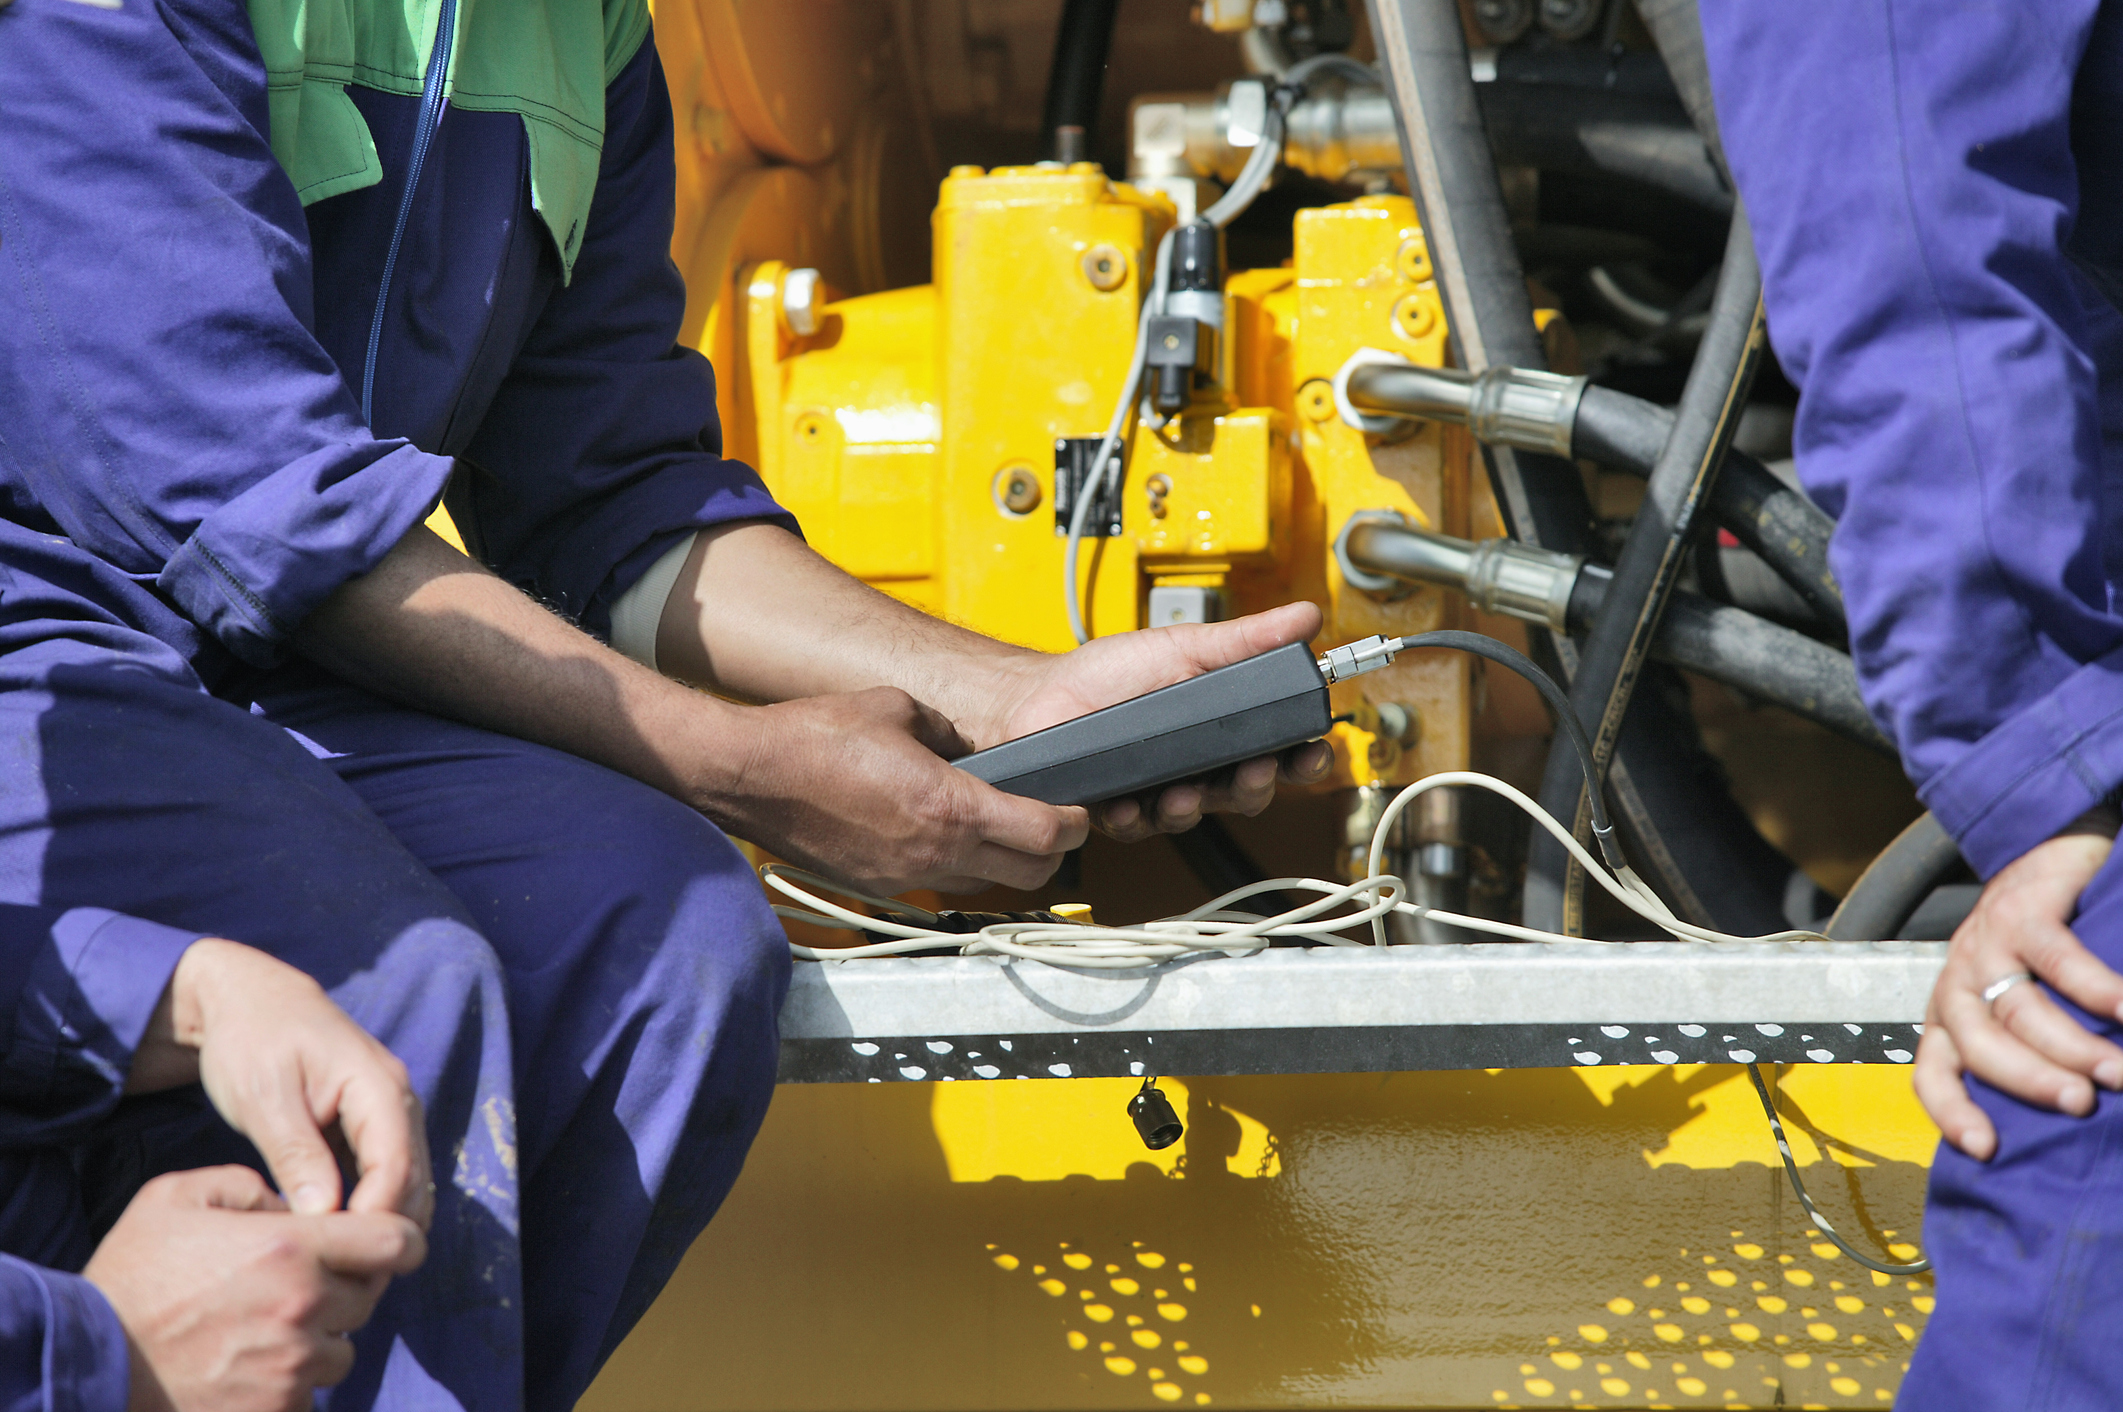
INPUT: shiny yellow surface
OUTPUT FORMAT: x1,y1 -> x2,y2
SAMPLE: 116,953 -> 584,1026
585,1065 -> 1935,1411
590,19 -> 1941,1412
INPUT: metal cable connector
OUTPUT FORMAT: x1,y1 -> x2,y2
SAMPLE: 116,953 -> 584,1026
1318,635 -> 1403,683
1337,512 -> 1584,632
1333,352 -> 1588,460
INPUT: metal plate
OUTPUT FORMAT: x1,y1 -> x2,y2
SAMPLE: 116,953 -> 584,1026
778,941 -> 1945,1082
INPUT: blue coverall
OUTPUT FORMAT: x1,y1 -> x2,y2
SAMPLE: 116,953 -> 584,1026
1705,2 -> 2123,1404
0,1 -> 793,1408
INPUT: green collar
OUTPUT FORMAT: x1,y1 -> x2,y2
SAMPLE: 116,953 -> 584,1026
245,0 -> 651,281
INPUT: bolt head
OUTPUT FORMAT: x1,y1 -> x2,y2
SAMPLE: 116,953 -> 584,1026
781,267 -> 823,336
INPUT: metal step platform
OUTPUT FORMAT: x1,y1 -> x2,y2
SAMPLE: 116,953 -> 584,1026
777,941 -> 1947,1083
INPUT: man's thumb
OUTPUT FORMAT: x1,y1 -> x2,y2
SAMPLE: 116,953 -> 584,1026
245,1081 -> 345,1215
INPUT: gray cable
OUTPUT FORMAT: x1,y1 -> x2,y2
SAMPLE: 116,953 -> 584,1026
1746,1063 -> 1931,1276
1064,92 -> 1291,643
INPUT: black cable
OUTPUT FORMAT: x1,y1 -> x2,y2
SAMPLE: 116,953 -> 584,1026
1746,1064 -> 1931,1276
1563,569 -> 1886,753
1391,630 -> 1624,869
1369,0 -> 1796,939
1038,0 -> 1122,164
1825,813 -> 1964,942
1573,386 -> 1845,629
1532,211 -> 1769,933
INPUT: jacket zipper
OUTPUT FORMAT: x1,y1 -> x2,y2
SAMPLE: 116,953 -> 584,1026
360,0 -> 459,426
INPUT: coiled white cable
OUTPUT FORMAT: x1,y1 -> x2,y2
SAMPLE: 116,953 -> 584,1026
766,768 -> 1828,969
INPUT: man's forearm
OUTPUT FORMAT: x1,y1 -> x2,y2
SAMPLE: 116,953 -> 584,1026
655,522 -> 1043,743
297,526 -> 757,806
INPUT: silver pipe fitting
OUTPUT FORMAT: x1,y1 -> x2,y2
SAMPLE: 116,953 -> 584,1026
1339,358 -> 1587,460
1129,80 -> 1402,190
1338,512 -> 1583,632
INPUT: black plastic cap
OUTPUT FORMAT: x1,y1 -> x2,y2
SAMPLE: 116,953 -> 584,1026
1128,1086 -> 1184,1150
1171,221 -> 1221,292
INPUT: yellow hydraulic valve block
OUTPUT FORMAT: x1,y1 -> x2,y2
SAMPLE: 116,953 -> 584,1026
738,173 -> 1482,789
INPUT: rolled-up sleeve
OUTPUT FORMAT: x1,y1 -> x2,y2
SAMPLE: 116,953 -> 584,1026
0,0 -> 452,668
1704,0 -> 2123,877
0,1257 -> 128,1412
0,906 -> 198,1150
451,40 -> 795,633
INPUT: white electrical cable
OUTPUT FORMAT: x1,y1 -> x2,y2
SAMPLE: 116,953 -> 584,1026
1062,90 -> 1294,645
766,767 -> 1829,970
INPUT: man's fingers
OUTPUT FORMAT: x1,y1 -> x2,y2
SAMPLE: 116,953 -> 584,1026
2019,920 -> 2123,1024
242,1068 -> 347,1216
1279,740 -> 1333,784
336,1059 -> 431,1229
153,1164 -> 284,1212
310,1211 -> 428,1278
1912,1024 -> 1996,1160
954,842 -> 1070,893
1991,983 -> 2123,1088
966,784 -> 1088,859
311,1269 -> 393,1338
307,1333 -> 359,1391
1938,986 -> 2098,1115
1164,602 -> 1323,673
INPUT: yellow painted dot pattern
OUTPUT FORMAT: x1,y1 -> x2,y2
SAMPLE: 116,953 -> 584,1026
986,1240 -> 1214,1405
1482,1228 -> 1931,1408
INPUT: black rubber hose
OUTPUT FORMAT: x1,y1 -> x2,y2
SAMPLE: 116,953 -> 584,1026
1368,0 -> 1796,937
1362,0 -> 1597,556
1565,568 -> 1888,753
1630,0 -> 1730,173
1038,0 -> 1122,163
1825,813 -> 1963,942
1531,211 -> 1772,933
1475,83 -> 1729,215
1573,385 -> 1844,628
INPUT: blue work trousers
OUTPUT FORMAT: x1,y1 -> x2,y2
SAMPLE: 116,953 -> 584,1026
0,593 -> 787,1411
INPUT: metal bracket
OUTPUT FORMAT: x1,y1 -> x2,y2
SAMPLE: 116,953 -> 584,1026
1053,437 -> 1125,538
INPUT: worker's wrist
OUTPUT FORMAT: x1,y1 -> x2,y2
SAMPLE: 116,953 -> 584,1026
931,648 -> 1051,752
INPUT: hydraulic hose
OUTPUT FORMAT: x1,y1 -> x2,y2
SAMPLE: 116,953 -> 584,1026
1366,0 -> 1795,936
1569,571 -> 1885,753
1531,210 -> 1772,933
1039,0 -> 1122,163
1341,363 -> 1843,628
1475,81 -> 1728,215
1572,387 -> 1843,628
1339,519 -> 1886,753
1825,813 -> 1963,942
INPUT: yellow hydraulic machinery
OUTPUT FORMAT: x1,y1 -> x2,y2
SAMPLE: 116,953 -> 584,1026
739,172 -> 1484,797
577,5 -> 1948,1411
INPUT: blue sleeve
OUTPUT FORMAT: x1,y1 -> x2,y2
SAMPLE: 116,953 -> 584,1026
452,40 -> 796,634
1703,0 -> 2123,877
0,1258 -> 129,1412
0,906 -> 198,1150
0,0 -> 453,668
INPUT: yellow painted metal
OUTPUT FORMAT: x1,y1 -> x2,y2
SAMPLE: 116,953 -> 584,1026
585,1065 -> 1935,1411
736,178 -> 1477,789
582,22 -> 1943,1412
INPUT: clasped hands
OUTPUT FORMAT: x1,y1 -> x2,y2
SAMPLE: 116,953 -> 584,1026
87,939 -> 430,1412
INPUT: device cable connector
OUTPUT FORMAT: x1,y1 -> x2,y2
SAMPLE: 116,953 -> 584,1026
1316,634 -> 1402,683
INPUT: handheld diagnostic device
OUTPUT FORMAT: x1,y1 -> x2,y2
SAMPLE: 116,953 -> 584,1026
956,641 -> 1343,807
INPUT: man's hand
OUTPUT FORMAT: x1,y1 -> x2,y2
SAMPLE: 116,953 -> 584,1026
985,601 -> 1334,841
84,1167 -> 425,1412
1914,825 -> 2123,1159
711,685 -> 1089,895
129,940 -> 431,1227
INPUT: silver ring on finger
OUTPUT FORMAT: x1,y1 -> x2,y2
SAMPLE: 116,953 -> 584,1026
1982,971 -> 2036,1007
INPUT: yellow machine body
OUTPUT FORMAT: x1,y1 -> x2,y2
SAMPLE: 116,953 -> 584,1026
740,169 -> 1476,788
565,7 -> 1943,1410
